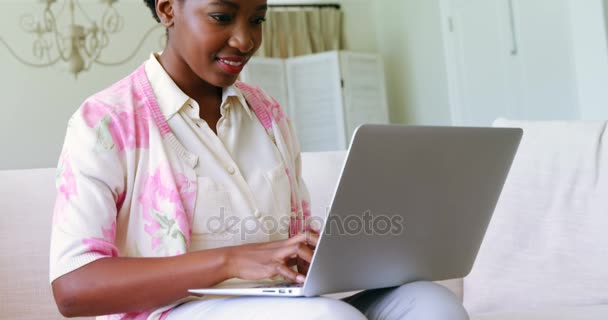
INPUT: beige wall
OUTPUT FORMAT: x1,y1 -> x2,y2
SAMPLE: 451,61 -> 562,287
339,0 -> 379,53
338,0 -> 453,125
0,1 -> 163,170
372,0 -> 452,125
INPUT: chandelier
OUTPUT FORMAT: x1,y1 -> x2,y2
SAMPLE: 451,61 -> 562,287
0,0 -> 161,78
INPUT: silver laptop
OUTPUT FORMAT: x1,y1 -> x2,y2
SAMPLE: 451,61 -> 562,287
189,124 -> 522,297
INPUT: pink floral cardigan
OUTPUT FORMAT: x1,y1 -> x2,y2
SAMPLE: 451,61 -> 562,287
50,65 -> 311,320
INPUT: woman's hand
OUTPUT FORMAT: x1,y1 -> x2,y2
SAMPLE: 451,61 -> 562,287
296,229 -> 320,276
226,231 -> 319,284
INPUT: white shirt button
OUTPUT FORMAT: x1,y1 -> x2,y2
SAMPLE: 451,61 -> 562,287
254,210 -> 262,219
226,166 -> 236,175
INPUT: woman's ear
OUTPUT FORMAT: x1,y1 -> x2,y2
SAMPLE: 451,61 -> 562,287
156,0 -> 175,28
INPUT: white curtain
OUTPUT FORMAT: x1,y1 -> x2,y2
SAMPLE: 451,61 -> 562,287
258,7 -> 343,58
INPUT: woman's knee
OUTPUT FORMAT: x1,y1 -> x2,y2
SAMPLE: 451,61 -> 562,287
365,281 -> 469,320
305,297 -> 367,320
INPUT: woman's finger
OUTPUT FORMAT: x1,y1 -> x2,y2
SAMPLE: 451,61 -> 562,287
275,263 -> 306,283
297,243 -> 314,263
285,257 -> 298,267
297,257 -> 311,275
274,242 -> 314,265
286,231 -> 319,248
305,230 -> 319,247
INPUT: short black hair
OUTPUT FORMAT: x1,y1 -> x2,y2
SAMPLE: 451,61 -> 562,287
144,0 -> 160,22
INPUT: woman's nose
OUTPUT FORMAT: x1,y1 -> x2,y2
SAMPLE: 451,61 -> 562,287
229,26 -> 255,53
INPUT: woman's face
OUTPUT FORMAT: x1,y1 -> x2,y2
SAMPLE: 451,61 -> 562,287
168,0 -> 267,88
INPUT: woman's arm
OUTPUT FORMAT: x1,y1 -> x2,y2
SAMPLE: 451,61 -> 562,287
52,248 -> 230,317
52,232 -> 318,318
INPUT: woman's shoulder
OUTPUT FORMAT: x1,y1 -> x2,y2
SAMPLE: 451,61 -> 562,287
235,80 -> 276,105
67,66 -> 156,152
82,66 -> 148,114
71,66 -> 155,123
235,81 -> 289,126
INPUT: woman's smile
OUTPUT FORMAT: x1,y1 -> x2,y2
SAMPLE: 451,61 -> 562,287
216,56 -> 249,74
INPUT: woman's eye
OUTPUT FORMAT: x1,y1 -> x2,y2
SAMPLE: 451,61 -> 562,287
252,17 -> 267,25
210,14 -> 233,23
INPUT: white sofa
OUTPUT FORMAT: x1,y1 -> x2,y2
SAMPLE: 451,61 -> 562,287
1,120 -> 607,319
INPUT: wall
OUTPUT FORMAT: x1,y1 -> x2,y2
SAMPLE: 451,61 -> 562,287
337,0 -> 452,125
372,0 -> 452,125
339,0 -> 378,53
0,1 -> 164,169
375,0 -> 608,126
569,0 -> 608,120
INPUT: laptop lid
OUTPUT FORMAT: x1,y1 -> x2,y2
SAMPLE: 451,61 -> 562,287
301,124 -> 522,297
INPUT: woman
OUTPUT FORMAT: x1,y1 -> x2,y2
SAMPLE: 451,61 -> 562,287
50,0 -> 469,319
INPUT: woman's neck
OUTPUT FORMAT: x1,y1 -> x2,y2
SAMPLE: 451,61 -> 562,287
157,48 -> 223,126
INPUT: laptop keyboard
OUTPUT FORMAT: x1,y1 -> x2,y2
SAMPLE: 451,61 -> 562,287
253,282 -> 303,288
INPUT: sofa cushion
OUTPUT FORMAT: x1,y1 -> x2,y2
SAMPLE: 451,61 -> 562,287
464,119 -> 608,314
471,305 -> 608,320
0,168 -> 71,320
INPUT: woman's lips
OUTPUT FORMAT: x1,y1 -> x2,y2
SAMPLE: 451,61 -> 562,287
217,57 -> 247,75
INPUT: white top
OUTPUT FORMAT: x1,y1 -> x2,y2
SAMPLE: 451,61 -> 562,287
145,54 -> 291,250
